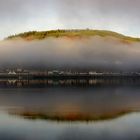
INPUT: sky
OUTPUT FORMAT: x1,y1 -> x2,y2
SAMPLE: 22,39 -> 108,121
0,0 -> 140,39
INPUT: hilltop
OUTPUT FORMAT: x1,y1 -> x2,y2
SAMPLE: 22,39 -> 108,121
6,29 -> 140,42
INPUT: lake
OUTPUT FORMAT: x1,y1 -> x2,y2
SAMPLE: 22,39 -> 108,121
0,78 -> 140,140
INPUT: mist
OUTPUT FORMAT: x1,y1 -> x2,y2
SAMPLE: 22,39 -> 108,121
0,37 -> 140,72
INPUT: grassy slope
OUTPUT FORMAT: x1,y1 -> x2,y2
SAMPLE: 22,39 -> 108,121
6,29 -> 140,42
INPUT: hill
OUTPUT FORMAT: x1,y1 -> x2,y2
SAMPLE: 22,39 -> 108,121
6,29 -> 140,42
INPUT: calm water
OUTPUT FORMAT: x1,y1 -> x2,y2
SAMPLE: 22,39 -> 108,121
0,79 -> 140,140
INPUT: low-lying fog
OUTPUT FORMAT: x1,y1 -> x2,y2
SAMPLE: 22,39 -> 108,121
0,36 -> 140,72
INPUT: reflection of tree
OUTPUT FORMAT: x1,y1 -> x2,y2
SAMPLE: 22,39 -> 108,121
0,78 -> 139,88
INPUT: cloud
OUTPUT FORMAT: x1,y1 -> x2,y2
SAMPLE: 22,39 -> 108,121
0,0 -> 140,39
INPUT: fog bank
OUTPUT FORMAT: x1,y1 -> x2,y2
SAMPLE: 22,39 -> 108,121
0,37 -> 140,71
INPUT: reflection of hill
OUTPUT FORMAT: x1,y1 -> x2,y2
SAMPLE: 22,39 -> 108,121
9,110 -> 135,122
0,81 -> 140,122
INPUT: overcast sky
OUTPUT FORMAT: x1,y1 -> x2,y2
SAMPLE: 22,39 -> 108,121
0,0 -> 140,39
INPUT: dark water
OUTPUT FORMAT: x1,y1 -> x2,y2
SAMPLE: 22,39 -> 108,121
0,79 -> 140,140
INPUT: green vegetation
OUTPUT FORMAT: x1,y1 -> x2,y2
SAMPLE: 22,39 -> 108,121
6,29 -> 140,42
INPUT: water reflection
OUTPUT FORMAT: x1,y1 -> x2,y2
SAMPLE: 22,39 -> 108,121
0,112 -> 140,140
0,79 -> 139,121
0,78 -> 140,88
0,78 -> 140,139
